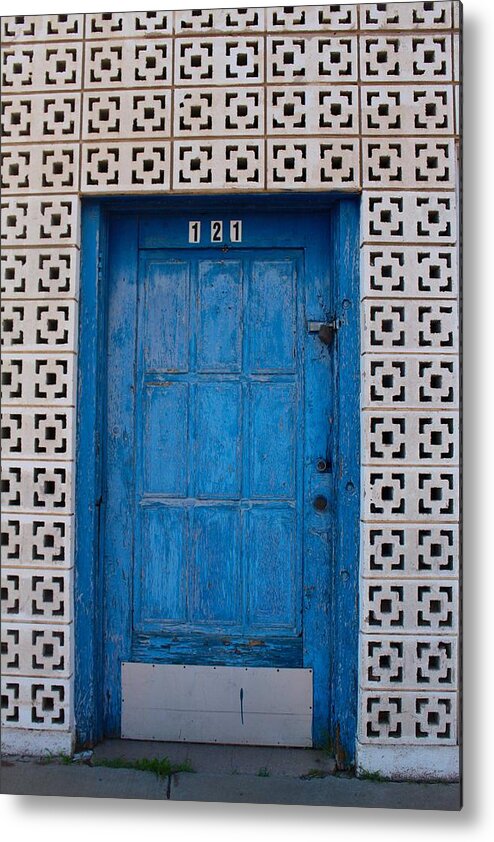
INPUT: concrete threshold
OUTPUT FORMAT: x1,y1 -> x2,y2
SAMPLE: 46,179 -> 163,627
1,739 -> 461,810
92,738 -> 337,777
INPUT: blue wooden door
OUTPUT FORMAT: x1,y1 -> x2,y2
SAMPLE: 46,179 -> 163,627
103,209 -> 334,744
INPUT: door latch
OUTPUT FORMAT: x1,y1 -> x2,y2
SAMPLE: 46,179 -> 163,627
307,319 -> 340,346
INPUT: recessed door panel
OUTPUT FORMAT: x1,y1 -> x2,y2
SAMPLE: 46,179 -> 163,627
188,506 -> 242,625
142,260 -> 190,372
197,259 -> 242,372
143,383 -> 188,496
246,506 -> 298,630
194,382 -> 242,499
249,259 -> 296,373
249,382 -> 297,499
138,505 -> 187,624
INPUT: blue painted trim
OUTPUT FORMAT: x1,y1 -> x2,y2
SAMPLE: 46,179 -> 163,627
86,192 -> 353,214
102,214 -> 139,736
75,194 -> 360,758
301,214 -> 334,747
329,198 -> 361,765
74,200 -> 107,747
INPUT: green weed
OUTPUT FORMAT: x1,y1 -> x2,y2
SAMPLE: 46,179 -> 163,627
38,752 -> 72,766
91,756 -> 194,778
358,769 -> 386,782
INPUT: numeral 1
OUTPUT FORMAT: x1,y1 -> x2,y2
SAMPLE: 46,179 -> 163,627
189,221 -> 201,243
230,220 -> 242,242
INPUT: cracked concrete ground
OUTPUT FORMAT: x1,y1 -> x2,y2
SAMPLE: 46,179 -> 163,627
1,740 -> 461,810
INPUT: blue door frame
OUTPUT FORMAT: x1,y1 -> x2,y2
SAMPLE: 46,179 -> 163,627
75,194 -> 360,764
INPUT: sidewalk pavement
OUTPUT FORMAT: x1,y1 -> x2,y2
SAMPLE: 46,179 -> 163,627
1,739 -> 461,810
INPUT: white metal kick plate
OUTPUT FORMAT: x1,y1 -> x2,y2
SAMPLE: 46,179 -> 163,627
121,663 -> 313,746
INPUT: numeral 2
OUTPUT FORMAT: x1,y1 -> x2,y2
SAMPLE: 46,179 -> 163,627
211,220 -> 223,242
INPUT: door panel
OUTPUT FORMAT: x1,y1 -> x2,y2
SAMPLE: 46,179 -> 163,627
138,506 -> 187,624
249,382 -> 296,499
194,382 -> 242,499
142,259 -> 190,372
188,506 -> 242,624
197,259 -> 242,372
249,259 -> 296,373
142,383 -> 188,496
246,506 -> 297,630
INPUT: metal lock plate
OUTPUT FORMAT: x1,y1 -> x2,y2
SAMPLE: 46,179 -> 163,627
307,320 -> 339,345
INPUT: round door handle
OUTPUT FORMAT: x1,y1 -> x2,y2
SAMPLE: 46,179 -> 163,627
313,495 -> 328,512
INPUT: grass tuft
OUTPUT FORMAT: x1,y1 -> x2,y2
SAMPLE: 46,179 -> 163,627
358,769 -> 387,782
91,756 -> 194,778
38,752 -> 72,766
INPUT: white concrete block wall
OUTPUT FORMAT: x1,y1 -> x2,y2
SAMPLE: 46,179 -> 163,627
0,3 -> 461,779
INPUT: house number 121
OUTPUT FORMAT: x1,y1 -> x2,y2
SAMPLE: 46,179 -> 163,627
188,220 -> 243,244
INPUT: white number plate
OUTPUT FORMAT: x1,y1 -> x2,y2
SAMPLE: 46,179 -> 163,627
188,220 -> 242,244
